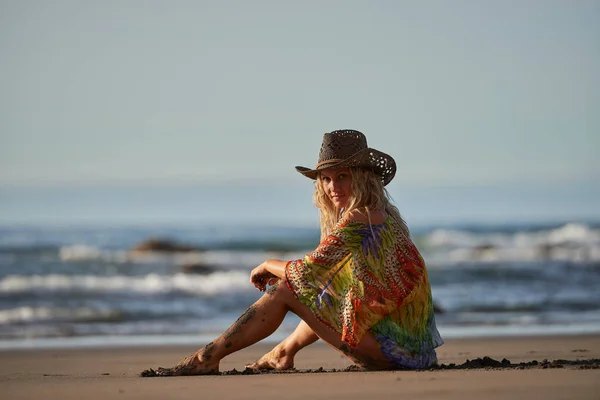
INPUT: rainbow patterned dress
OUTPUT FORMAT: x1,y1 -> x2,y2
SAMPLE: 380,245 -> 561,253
285,217 -> 443,369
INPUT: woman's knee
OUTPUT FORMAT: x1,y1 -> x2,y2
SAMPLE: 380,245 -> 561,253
266,279 -> 293,299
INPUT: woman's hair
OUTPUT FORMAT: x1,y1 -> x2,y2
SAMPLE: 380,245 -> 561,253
313,167 -> 410,239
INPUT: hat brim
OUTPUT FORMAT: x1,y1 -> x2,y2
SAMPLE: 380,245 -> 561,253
295,147 -> 396,186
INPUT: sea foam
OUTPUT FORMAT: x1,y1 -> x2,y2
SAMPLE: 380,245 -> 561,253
0,271 -> 252,296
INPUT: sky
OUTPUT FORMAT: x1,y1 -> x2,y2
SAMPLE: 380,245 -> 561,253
1,1 -> 599,225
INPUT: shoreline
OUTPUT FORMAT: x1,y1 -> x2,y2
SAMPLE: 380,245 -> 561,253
2,334 -> 599,399
3,323 -> 600,351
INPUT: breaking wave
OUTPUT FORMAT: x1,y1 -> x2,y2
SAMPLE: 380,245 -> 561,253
424,223 -> 600,264
0,271 -> 252,297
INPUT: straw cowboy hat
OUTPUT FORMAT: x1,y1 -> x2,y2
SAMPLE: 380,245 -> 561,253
295,129 -> 397,186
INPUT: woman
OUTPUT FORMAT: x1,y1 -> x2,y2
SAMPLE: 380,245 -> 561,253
141,129 -> 443,376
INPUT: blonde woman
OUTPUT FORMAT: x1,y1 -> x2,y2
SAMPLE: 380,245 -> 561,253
142,130 -> 443,376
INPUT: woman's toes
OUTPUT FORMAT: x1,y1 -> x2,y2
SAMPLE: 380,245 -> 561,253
139,368 -> 158,377
246,357 -> 273,370
139,367 -> 178,377
245,361 -> 271,371
156,367 -> 175,376
246,353 -> 293,371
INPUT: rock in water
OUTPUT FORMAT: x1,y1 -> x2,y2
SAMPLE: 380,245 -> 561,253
180,263 -> 217,275
130,238 -> 201,253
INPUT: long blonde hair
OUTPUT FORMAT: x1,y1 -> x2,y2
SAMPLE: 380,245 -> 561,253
313,167 -> 410,239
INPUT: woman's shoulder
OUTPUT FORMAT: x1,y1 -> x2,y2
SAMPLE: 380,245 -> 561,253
344,208 -> 388,225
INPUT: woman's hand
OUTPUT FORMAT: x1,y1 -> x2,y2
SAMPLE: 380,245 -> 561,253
250,262 -> 280,292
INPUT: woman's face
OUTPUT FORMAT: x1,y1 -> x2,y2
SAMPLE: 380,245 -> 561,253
319,167 -> 352,209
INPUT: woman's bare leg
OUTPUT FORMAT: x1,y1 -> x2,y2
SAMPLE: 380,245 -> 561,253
150,284 -> 290,376
146,281 -> 392,376
245,320 -> 318,370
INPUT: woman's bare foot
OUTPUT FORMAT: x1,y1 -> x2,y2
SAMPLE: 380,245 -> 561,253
246,346 -> 295,371
141,350 -> 219,377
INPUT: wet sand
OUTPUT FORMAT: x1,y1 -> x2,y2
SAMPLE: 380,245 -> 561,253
1,335 -> 599,399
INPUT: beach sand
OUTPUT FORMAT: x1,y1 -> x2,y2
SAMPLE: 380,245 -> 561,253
1,335 -> 599,400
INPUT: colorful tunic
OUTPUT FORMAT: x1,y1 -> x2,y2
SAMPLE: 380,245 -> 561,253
285,217 -> 443,368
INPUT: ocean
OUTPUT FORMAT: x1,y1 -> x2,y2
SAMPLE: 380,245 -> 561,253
1,219 -> 599,349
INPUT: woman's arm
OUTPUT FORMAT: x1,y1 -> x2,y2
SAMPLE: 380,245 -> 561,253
261,259 -> 287,278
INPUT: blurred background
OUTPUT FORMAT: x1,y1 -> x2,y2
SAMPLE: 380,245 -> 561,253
1,0 -> 599,349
